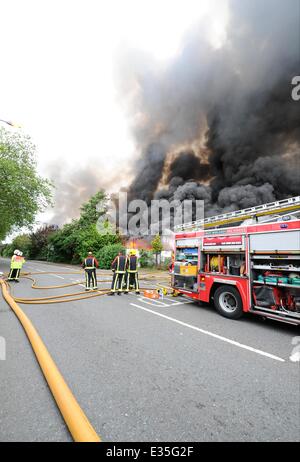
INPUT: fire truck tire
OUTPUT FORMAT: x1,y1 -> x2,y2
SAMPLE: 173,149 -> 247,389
214,286 -> 243,320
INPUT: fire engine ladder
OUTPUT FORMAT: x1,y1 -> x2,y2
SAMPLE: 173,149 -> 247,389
175,196 -> 300,231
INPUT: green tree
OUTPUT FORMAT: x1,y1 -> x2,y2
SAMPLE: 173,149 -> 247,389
75,224 -> 120,261
47,191 -> 120,264
11,234 -> 32,257
0,234 -> 31,258
0,127 -> 53,239
48,222 -> 79,263
139,249 -> 154,268
29,225 -> 58,260
1,243 -> 14,257
95,243 -> 125,269
151,234 -> 163,267
78,190 -> 107,228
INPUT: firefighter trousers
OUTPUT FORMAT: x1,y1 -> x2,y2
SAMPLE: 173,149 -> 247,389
8,268 -> 21,281
125,271 -> 139,292
85,269 -> 97,289
111,271 -> 125,292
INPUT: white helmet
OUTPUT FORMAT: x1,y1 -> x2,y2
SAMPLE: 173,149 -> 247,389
14,249 -> 20,255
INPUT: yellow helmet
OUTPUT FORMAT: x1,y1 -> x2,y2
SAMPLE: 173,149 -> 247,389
130,249 -> 137,256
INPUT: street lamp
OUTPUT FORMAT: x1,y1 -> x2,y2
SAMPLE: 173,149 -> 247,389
0,119 -> 21,128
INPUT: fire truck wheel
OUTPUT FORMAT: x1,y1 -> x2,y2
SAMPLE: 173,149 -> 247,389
214,286 -> 243,320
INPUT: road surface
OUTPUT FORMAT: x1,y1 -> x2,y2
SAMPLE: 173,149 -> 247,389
0,258 -> 299,442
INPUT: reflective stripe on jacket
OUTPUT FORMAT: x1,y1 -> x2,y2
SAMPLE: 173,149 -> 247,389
82,256 -> 99,269
111,255 -> 127,273
10,255 -> 25,269
127,255 -> 138,273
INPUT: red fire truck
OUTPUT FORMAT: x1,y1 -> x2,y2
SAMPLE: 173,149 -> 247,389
172,196 -> 300,325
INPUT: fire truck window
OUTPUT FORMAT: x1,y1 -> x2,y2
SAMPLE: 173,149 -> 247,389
176,247 -> 198,262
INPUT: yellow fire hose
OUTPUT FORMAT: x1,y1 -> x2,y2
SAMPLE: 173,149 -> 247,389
11,272 -> 173,304
0,269 -> 173,441
0,278 -> 101,442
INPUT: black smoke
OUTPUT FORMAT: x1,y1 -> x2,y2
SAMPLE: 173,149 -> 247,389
207,70 -> 300,203
128,142 -> 166,203
168,151 -> 210,183
119,0 -> 300,216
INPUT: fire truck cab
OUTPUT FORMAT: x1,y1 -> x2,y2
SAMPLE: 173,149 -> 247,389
172,196 -> 300,325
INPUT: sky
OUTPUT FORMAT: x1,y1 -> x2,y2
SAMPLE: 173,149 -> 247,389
0,0 -> 229,226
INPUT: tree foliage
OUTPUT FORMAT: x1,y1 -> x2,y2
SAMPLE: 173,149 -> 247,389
1,190 -> 122,264
75,225 -> 120,261
151,234 -> 163,253
47,191 -> 120,263
1,234 -> 32,258
47,222 -> 79,263
95,243 -> 125,269
151,234 -> 163,266
139,249 -> 154,268
29,225 -> 58,260
78,190 -> 107,228
0,127 -> 53,239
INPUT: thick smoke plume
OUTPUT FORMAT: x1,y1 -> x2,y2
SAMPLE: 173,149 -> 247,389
48,166 -> 99,225
48,165 -> 114,225
128,142 -> 166,203
121,0 -> 300,216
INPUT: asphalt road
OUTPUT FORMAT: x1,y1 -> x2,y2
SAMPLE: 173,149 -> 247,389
0,258 -> 299,442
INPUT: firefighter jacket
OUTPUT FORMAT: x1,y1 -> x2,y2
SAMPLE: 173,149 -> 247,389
127,255 -> 138,273
10,255 -> 25,269
82,256 -> 99,269
111,255 -> 127,274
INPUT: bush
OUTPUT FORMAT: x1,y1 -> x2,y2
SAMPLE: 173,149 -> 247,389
29,225 -> 58,260
47,223 -> 121,264
0,243 -> 13,257
1,191 -> 121,265
47,223 -> 77,263
0,235 -> 32,258
12,234 -> 32,256
158,257 -> 171,271
139,249 -> 154,268
75,225 -> 120,261
95,243 -> 125,269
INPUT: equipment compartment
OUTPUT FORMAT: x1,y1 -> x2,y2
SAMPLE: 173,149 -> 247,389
251,253 -> 300,315
249,230 -> 300,253
201,252 -> 246,277
173,244 -> 199,292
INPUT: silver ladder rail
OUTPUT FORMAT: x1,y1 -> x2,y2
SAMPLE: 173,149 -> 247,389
174,196 -> 300,232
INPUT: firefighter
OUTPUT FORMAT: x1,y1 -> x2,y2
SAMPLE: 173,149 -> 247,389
82,251 -> 99,291
8,250 -> 26,283
108,250 -> 127,296
124,249 -> 140,294
168,251 -> 175,273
